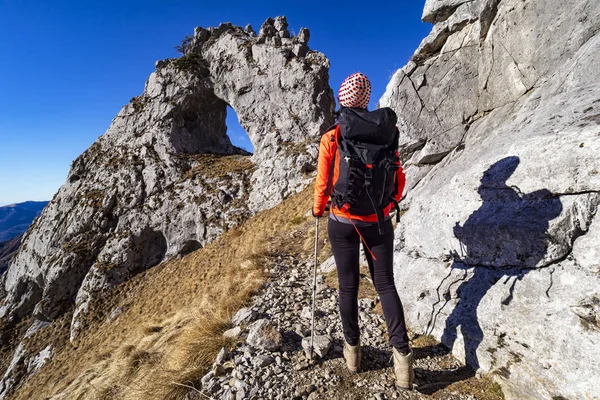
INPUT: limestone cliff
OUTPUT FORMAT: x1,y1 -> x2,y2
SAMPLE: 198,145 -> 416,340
0,15 -> 333,353
381,0 -> 600,398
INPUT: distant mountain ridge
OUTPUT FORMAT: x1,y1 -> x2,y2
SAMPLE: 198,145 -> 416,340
0,234 -> 22,274
0,201 -> 48,242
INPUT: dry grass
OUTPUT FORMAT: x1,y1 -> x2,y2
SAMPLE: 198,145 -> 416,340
12,184 -> 315,400
411,334 -> 438,348
181,154 -> 255,180
445,375 -> 505,400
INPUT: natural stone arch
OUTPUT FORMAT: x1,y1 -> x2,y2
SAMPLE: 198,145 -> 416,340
164,16 -> 335,209
0,16 -> 334,350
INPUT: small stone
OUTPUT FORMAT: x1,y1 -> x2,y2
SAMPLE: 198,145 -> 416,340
234,378 -> 248,391
359,298 -> 375,309
106,307 -> 123,323
223,326 -> 242,338
212,363 -> 226,377
236,388 -> 246,400
207,380 -> 221,394
294,361 -> 309,371
232,308 -> 256,326
301,335 -> 332,359
301,306 -> 312,320
222,360 -> 236,371
234,369 -> 244,380
216,347 -> 230,364
201,371 -> 214,389
252,354 -> 274,368
222,389 -> 235,400
295,384 -> 317,397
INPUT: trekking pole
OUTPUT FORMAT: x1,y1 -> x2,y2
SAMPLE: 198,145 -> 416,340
310,216 -> 319,360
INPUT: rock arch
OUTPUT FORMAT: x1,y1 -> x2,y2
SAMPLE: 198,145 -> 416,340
0,16 -> 334,347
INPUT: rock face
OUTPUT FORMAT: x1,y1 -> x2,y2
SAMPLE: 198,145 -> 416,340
381,1 -> 600,399
0,15 -> 333,352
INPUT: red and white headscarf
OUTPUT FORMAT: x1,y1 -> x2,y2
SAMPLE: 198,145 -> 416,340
338,72 -> 371,109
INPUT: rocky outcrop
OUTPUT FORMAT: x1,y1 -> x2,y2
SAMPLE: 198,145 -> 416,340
381,0 -> 600,399
0,15 -> 334,363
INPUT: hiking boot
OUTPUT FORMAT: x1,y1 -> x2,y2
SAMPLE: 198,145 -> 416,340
392,347 -> 414,390
343,341 -> 361,372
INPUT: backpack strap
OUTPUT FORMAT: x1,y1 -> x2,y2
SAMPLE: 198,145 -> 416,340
324,125 -> 340,197
391,127 -> 401,223
361,163 -> 385,235
391,198 -> 401,222
365,185 -> 386,235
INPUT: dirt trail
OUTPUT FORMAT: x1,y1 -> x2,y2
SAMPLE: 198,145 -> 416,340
196,220 -> 504,400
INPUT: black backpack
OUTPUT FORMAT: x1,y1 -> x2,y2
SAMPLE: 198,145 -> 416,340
328,107 -> 401,235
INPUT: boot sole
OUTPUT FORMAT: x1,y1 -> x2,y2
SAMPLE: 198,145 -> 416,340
395,382 -> 413,391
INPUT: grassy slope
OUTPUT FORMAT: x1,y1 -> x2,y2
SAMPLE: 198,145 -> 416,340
12,185 -> 315,400
10,180 -> 504,400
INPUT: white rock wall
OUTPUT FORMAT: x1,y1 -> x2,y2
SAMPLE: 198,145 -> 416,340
382,0 -> 600,398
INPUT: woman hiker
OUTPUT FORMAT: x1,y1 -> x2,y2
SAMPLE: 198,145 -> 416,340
312,72 -> 413,389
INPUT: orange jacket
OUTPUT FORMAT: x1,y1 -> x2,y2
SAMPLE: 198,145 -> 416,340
313,126 -> 406,221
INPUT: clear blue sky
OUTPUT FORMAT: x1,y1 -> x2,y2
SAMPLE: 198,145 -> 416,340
0,0 -> 430,206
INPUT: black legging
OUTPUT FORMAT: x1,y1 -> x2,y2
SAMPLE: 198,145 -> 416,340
328,217 -> 410,352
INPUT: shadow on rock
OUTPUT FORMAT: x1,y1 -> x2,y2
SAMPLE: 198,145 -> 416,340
427,156 -> 562,374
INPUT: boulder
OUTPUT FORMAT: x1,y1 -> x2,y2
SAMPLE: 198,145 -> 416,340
301,335 -> 332,359
246,319 -> 282,351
